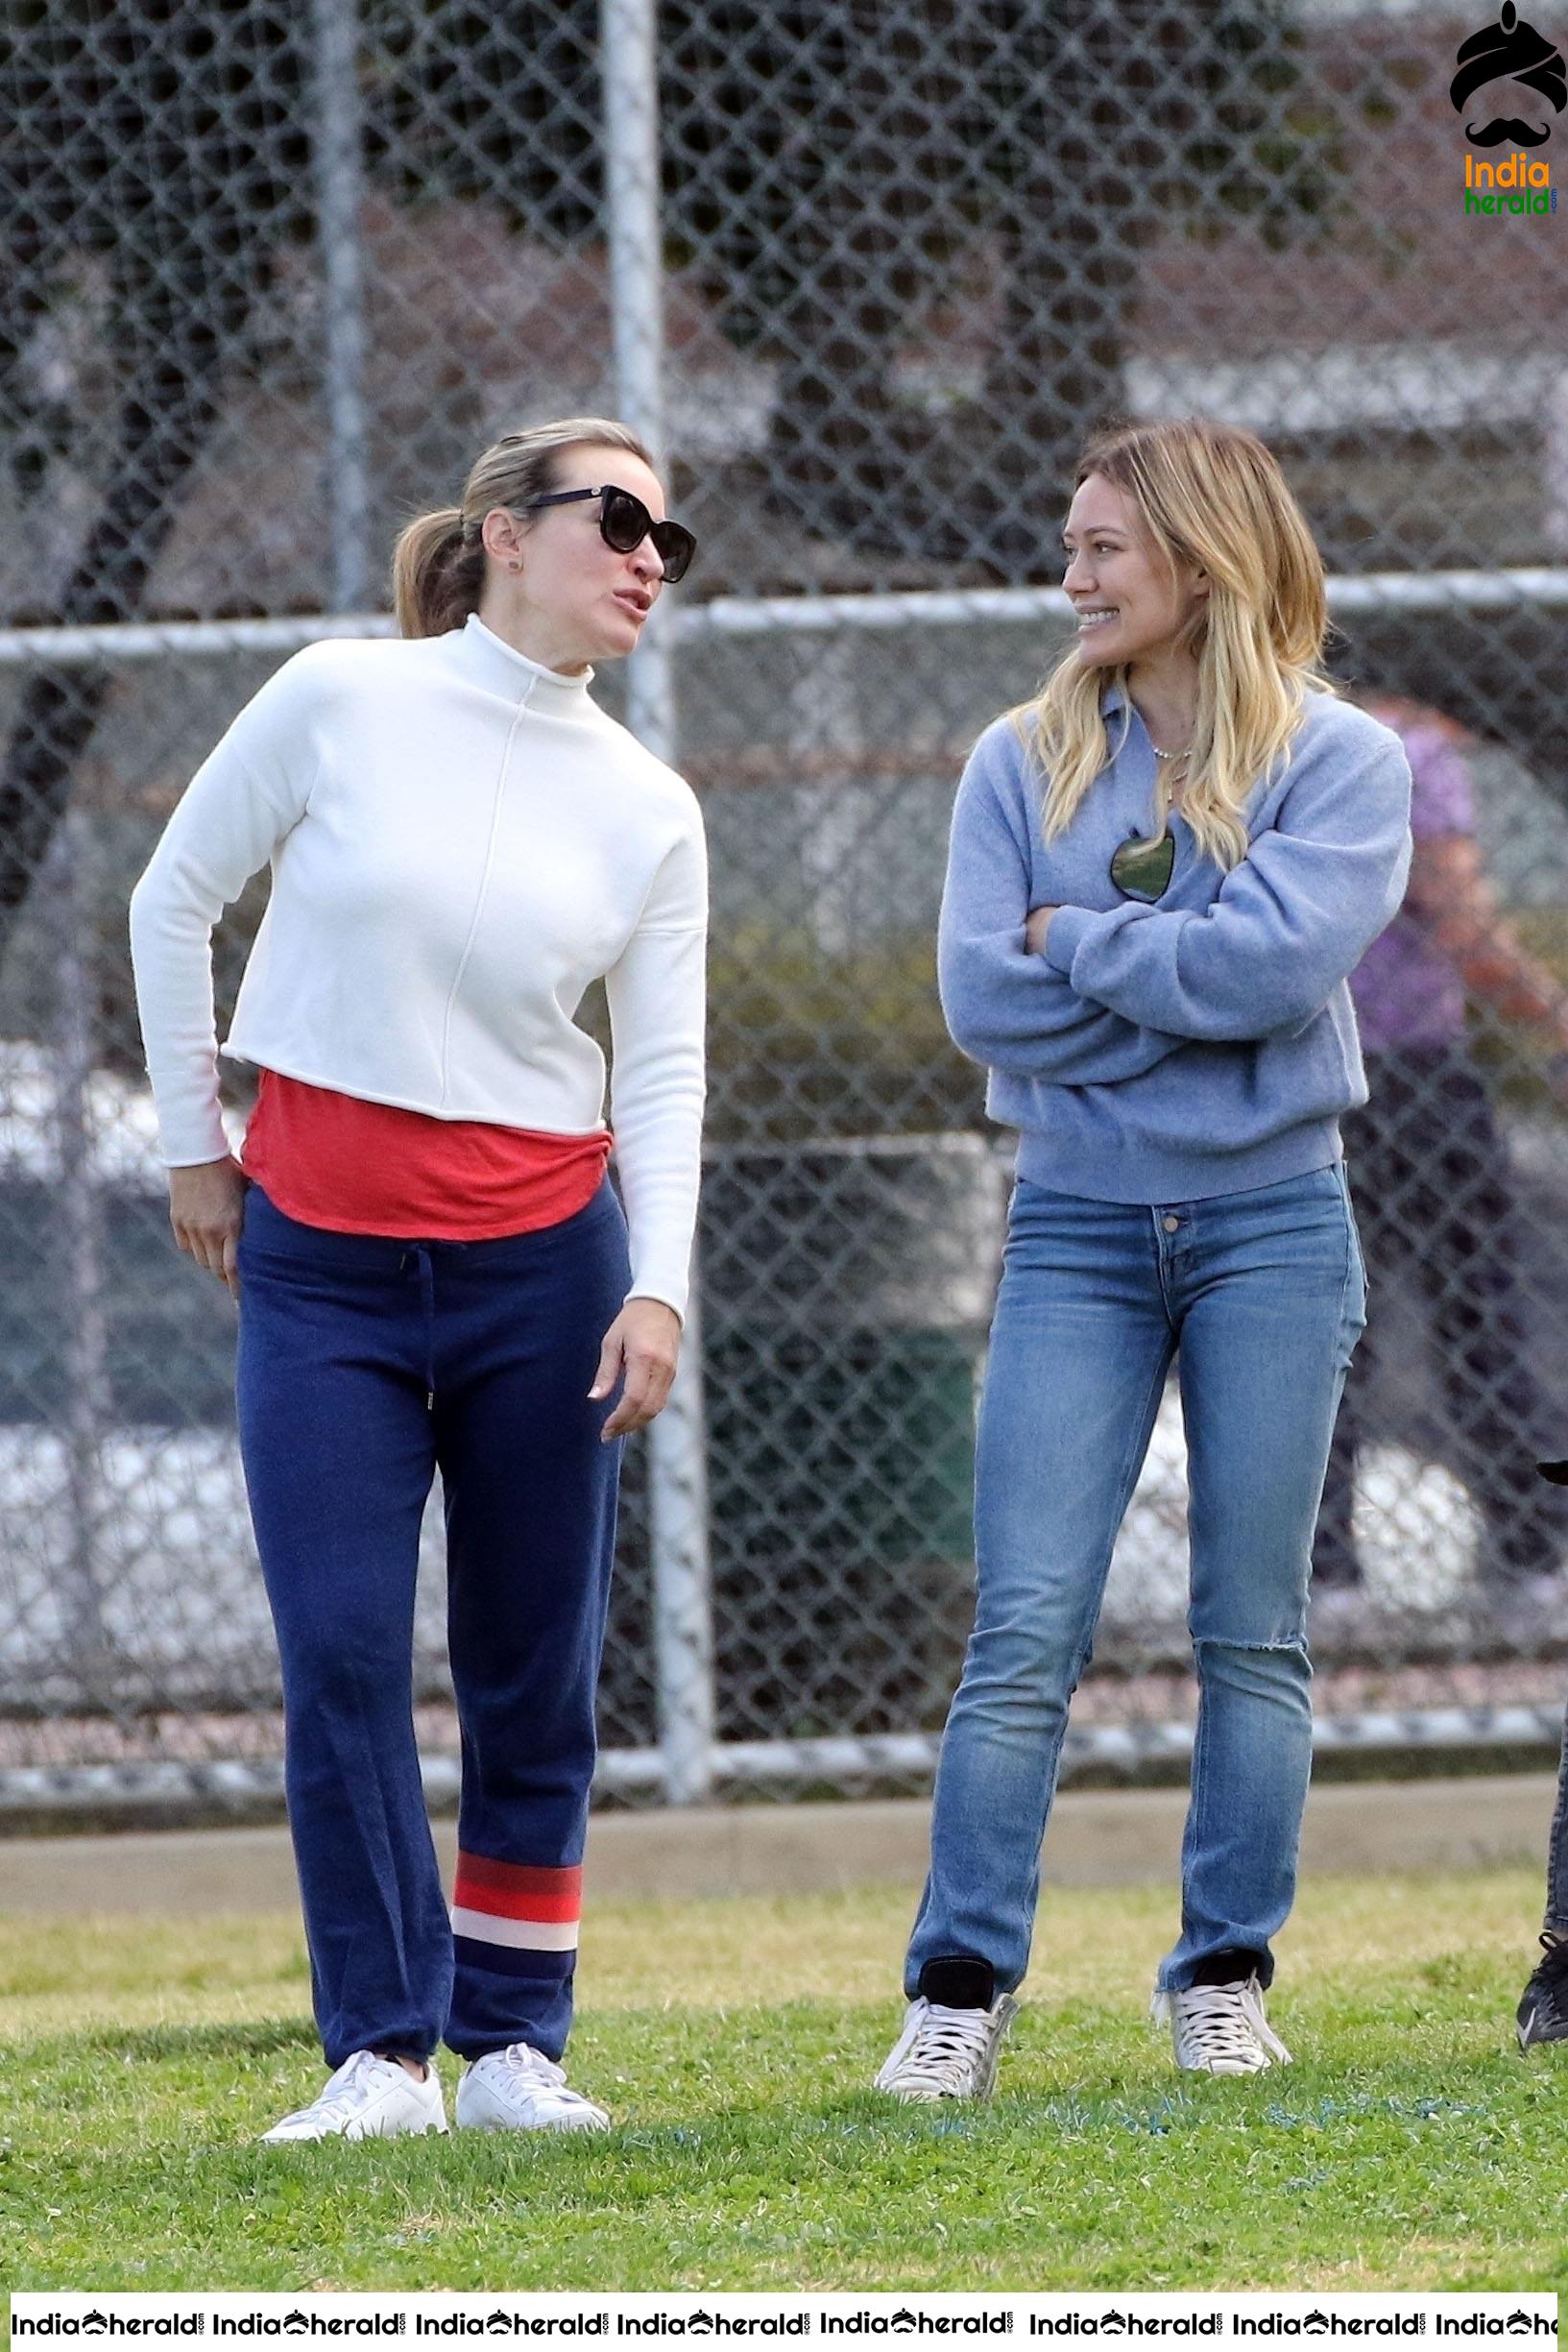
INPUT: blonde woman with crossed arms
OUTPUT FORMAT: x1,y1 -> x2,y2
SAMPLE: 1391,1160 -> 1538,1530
877,418 -> 1412,2099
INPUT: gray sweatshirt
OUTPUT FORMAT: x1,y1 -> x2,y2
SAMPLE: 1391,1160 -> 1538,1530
937,683 -> 1413,1202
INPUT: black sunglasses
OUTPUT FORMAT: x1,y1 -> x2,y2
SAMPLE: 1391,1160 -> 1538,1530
521,483 -> 697,584
1110,825 -> 1175,903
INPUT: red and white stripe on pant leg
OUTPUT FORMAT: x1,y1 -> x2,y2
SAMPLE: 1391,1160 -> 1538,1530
451,1853 -> 582,1963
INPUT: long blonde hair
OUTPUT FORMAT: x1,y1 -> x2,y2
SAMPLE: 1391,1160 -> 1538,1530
1018,417 -> 1335,872
390,417 -> 656,639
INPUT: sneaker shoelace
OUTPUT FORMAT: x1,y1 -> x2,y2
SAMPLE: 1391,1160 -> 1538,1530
274,2050 -> 401,2131
1165,1979 -> 1290,2069
894,2002 -> 1000,2094
490,2043 -> 607,2117
499,2044 -> 570,2094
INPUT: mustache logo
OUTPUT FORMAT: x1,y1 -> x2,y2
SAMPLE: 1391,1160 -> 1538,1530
1467,115 -> 1554,143
1452,2 -> 1567,145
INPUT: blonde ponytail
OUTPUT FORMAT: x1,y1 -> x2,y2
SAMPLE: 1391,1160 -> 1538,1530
389,506 -> 483,640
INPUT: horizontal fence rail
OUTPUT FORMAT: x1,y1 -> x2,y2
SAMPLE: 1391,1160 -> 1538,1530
6,569 -> 1568,668
8,1707 -> 1566,1827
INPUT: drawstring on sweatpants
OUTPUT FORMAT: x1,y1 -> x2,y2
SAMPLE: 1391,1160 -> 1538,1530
398,1244 -> 437,1408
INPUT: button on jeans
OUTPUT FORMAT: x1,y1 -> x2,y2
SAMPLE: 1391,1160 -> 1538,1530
905,1161 -> 1367,1999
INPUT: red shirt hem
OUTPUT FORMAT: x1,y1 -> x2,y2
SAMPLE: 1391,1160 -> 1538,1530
241,1068 -> 614,1240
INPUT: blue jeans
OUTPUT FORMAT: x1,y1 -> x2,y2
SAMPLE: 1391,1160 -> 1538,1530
235,1177 -> 630,2070
905,1162 -> 1367,1999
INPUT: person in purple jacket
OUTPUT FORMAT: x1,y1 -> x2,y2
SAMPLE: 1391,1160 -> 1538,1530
874,416 -> 1412,2103
1312,695 -> 1568,1600
1300,695 -> 1568,2056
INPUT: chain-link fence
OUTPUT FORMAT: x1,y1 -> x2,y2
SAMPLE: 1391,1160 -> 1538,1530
2,0 -> 1567,1822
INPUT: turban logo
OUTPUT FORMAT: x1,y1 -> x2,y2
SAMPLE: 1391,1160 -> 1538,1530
1452,2 -> 1567,146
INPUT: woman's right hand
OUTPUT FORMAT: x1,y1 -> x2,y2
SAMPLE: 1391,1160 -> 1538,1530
1025,904 -> 1064,956
168,1156 -> 249,1298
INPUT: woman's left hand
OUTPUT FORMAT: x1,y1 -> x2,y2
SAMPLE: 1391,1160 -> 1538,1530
1025,904 -> 1063,956
591,1297 -> 683,1440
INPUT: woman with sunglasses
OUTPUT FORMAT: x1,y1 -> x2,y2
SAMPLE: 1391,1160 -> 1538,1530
130,419 -> 704,2142
876,416 -> 1412,2100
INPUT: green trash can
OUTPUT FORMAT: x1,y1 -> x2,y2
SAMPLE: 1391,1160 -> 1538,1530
698,1134 -> 1009,1741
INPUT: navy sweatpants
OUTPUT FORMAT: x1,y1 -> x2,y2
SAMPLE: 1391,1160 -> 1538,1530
234,1176 -> 631,2069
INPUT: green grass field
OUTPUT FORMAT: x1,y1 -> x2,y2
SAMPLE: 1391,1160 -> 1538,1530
4,1868 -> 1566,2291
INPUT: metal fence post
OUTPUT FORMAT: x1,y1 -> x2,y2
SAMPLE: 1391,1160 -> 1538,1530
601,0 -> 714,1804
46,811 -> 112,1703
312,0 -> 370,612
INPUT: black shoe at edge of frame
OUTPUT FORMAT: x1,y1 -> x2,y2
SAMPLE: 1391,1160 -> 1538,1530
1516,1933 -> 1568,2049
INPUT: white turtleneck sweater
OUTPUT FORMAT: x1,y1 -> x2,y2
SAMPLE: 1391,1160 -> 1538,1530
129,612 -> 708,1321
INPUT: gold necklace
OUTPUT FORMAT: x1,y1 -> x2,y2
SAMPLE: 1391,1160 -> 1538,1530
1151,745 -> 1191,809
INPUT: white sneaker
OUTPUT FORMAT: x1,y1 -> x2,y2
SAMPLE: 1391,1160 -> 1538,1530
454,2042 -> 611,2132
259,2050 -> 447,2143
1158,1976 -> 1292,2074
874,1994 -> 1020,2102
